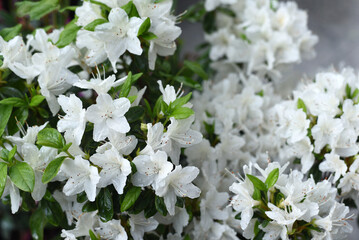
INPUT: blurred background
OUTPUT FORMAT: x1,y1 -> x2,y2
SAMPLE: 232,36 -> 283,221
1,0 -> 359,239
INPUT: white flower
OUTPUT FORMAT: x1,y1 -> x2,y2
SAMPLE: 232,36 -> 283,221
319,152 -> 347,182
53,190 -> 85,225
61,156 -> 100,201
200,185 -> 229,230
129,212 -> 159,240
74,71 -> 127,95
96,132 -> 137,155
1,177 -> 21,214
161,116 -> 202,164
95,8 -> 143,72
155,165 -> 200,215
155,207 -> 189,234
229,181 -> 259,229
22,143 -> 57,201
90,147 -> 131,194
95,219 -> 128,240
311,114 -> 343,153
61,211 -> 99,239
157,80 -> 183,105
132,150 -> 173,188
148,19 -> 181,70
140,122 -> 164,155
5,122 -> 48,147
57,94 -> 87,145
266,202 -> 305,227
76,30 -> 107,67
75,1 -> 103,26
86,94 -> 131,142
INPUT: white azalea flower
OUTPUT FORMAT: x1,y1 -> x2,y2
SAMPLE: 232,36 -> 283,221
95,219 -> 128,240
57,94 -> 87,145
161,116 -> 202,164
155,165 -> 200,215
75,1 -> 103,27
96,132 -> 137,156
1,177 -> 21,214
61,211 -> 99,239
90,147 -> 131,194
5,122 -> 47,147
200,185 -> 229,230
319,152 -> 347,182
140,122 -> 164,155
311,114 -> 343,153
95,8 -> 143,72
74,71 -> 127,95
86,94 -> 131,142
52,190 -> 85,225
61,156 -> 100,201
22,143 -> 57,201
129,212 -> 159,240
132,150 -> 173,188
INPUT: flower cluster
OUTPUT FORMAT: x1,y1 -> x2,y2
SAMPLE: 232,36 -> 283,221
229,162 -> 353,240
204,0 -> 318,79
270,67 -> 359,203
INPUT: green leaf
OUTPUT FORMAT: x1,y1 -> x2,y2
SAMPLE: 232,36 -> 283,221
37,128 -> 65,149
82,201 -> 97,212
141,32 -> 158,41
84,18 -> 108,31
346,84 -> 351,98
42,156 -> 66,184
59,6 -> 78,13
170,93 -> 192,110
0,24 -> 22,41
77,191 -> 88,203
56,19 -> 82,48
16,0 -> 59,20
0,149 -> 9,162
29,208 -> 46,240
29,95 -> 45,107
0,105 -> 12,136
128,95 -> 137,104
173,76 -> 202,90
8,145 -> 17,163
125,106 -> 144,123
0,163 -> 7,197
184,60 -> 208,80
89,230 -> 100,240
121,186 -> 141,212
246,174 -> 267,191
155,196 -> 168,216
137,17 -> 151,36
42,199 -> 66,226
9,162 -> 35,192
0,97 -> 27,107
120,72 -> 133,98
252,188 -> 261,201
297,98 -> 307,114
170,107 -> 194,119
265,168 -> 279,189
121,1 -> 140,18
97,188 -> 114,222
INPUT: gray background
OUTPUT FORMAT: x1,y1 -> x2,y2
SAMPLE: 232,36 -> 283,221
177,0 -> 359,238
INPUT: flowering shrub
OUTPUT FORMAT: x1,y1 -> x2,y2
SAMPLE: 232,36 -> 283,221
0,0 -> 357,240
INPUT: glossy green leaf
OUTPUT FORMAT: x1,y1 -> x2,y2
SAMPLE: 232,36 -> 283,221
29,95 -> 45,107
170,107 -> 194,119
16,0 -> 59,20
0,105 -> 12,136
125,106 -> 144,123
120,72 -> 133,98
0,97 -> 26,107
121,186 -> 141,212
0,24 -> 22,41
9,162 -> 35,192
138,17 -> 151,36
246,174 -> 267,191
42,156 -> 66,184
265,168 -> 279,189
29,208 -> 46,240
0,163 -> 7,197
36,128 -> 65,149
97,188 -> 114,222
56,19 -> 82,48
